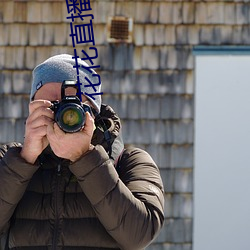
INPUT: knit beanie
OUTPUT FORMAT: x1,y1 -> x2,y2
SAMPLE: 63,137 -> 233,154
30,54 -> 102,113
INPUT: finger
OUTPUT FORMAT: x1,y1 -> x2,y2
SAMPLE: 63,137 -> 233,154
47,122 -> 66,142
26,125 -> 48,138
46,121 -> 55,138
82,112 -> 95,136
26,111 -> 54,129
53,122 -> 65,137
27,115 -> 54,130
29,100 -> 52,114
28,106 -> 54,123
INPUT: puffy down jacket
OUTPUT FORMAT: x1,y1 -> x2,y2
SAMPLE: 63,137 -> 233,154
0,104 -> 164,250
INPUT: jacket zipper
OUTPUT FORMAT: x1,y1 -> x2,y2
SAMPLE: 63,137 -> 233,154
52,161 -> 62,250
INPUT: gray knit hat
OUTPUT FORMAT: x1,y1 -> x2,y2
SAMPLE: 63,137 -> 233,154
30,54 -> 102,113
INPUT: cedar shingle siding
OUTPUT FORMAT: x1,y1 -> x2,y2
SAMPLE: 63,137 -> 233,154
0,1 -> 249,249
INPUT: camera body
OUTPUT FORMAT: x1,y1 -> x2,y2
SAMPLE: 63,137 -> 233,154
50,80 -> 92,133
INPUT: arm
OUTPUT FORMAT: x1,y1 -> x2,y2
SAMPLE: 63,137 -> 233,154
0,144 -> 39,235
0,100 -> 54,234
46,102 -> 164,248
69,145 -> 164,250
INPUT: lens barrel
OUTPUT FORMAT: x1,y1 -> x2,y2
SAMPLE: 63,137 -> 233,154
55,103 -> 85,133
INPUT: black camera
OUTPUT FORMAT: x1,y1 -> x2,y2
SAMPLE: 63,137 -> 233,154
50,80 -> 92,133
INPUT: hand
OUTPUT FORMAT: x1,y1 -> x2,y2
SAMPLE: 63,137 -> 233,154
46,112 -> 95,162
21,100 -> 54,164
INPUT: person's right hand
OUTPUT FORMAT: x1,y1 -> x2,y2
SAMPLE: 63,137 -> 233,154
20,100 -> 54,164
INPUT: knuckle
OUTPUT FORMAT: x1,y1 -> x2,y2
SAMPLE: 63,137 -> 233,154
42,115 -> 50,123
25,118 -> 32,127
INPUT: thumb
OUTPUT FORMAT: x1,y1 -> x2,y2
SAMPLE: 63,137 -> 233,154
83,112 -> 95,136
53,122 -> 65,136
46,122 -> 55,137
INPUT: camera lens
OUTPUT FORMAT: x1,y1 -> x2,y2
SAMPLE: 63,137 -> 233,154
55,104 -> 85,133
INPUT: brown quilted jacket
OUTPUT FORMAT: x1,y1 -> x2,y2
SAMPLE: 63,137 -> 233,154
0,105 -> 164,250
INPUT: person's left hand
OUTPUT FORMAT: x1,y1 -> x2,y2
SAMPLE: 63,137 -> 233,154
46,112 -> 95,162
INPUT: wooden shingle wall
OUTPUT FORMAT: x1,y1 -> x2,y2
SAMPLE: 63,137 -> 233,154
0,1 -> 250,249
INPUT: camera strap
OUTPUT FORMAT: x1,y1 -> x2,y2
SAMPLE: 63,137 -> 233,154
94,112 -> 113,160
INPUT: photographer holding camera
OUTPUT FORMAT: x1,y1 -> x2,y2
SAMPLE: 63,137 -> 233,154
0,54 -> 164,250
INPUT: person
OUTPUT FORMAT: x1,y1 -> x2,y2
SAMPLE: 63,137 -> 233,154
0,54 -> 164,250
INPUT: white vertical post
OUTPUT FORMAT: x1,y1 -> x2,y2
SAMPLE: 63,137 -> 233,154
194,55 -> 250,250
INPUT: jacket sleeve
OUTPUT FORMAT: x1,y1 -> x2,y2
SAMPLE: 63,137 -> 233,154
0,143 -> 39,235
69,145 -> 164,250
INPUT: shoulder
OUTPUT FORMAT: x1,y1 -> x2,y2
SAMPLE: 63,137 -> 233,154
119,147 -> 156,167
0,142 -> 23,159
117,147 -> 164,190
